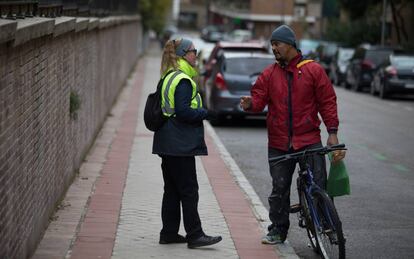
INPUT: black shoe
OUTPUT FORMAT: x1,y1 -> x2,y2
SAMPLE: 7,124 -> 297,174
187,234 -> 222,249
159,234 -> 187,244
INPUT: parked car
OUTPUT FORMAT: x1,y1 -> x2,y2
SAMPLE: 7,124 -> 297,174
345,45 -> 395,91
200,41 -> 269,94
316,41 -> 339,75
203,51 -> 275,125
225,29 -> 253,42
159,25 -> 178,48
370,53 -> 414,98
298,39 -> 321,58
201,25 -> 224,42
329,47 -> 355,86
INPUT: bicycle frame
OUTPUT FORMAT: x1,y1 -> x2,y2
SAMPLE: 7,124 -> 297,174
298,160 -> 336,236
270,144 -> 347,258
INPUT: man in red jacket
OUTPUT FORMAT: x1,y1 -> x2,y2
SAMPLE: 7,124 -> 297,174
240,24 -> 345,244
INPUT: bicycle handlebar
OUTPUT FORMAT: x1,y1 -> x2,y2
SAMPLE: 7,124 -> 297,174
268,144 -> 347,164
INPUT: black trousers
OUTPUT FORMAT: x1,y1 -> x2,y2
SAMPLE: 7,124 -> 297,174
267,142 -> 327,235
160,155 -> 204,240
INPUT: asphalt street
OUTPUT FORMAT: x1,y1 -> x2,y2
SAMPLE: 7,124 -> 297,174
213,87 -> 414,259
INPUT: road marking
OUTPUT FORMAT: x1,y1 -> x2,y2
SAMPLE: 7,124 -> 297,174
352,144 -> 411,173
393,164 -> 409,172
372,153 -> 387,161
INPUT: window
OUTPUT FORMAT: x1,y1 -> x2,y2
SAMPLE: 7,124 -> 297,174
294,6 -> 306,17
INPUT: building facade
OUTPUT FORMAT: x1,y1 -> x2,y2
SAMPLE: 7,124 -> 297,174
178,0 -> 322,40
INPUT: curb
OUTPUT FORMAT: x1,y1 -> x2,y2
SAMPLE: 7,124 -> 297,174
204,122 -> 300,259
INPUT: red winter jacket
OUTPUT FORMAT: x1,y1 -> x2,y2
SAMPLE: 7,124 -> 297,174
249,54 -> 339,151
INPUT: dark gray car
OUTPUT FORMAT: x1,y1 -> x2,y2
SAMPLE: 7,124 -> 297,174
371,54 -> 414,99
345,45 -> 394,91
203,51 -> 275,125
329,47 -> 354,86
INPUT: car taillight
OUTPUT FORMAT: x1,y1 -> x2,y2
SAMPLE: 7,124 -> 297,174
361,59 -> 374,69
214,73 -> 227,90
385,66 -> 397,76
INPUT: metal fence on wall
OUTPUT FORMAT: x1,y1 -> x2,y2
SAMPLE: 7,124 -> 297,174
0,0 -> 139,19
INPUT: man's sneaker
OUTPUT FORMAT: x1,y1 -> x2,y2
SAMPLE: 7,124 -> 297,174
261,231 -> 286,245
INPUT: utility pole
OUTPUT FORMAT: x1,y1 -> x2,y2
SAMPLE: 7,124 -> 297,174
172,0 -> 180,25
381,0 -> 387,46
205,0 -> 210,26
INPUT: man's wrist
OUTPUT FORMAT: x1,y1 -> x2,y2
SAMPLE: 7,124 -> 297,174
328,128 -> 338,134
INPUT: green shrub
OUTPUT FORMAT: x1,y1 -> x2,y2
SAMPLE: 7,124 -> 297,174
69,91 -> 81,120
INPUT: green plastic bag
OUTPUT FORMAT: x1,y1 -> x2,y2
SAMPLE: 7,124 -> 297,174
327,153 -> 350,197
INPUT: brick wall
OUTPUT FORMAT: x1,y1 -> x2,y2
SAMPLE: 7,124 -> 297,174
0,18 -> 142,259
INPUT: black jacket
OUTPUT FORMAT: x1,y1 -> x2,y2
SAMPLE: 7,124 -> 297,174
152,79 -> 208,156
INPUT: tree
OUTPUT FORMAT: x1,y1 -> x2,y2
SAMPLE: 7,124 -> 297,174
389,0 -> 414,46
139,0 -> 171,34
339,0 -> 414,47
325,18 -> 381,46
338,0 -> 378,19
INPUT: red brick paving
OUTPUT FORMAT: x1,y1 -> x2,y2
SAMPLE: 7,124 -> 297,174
69,58 -> 280,258
69,62 -> 145,259
202,134 -> 280,259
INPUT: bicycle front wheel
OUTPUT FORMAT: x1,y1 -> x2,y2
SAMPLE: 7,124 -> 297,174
300,191 -> 318,252
312,189 -> 346,259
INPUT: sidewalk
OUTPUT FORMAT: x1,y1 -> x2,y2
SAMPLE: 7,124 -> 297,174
32,43 -> 299,259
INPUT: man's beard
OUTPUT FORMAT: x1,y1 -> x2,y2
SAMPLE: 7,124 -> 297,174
273,50 -> 286,66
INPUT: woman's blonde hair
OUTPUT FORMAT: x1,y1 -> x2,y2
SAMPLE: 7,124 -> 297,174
160,39 -> 180,75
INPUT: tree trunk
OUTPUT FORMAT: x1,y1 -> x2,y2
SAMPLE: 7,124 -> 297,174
396,2 -> 409,41
390,0 -> 401,44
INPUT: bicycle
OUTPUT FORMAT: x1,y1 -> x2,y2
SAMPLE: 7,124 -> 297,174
269,144 -> 347,259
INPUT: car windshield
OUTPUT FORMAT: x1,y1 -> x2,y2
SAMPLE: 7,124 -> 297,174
323,43 -> 338,56
299,39 -> 320,55
338,49 -> 354,61
391,56 -> 414,68
366,50 -> 393,65
223,57 -> 274,75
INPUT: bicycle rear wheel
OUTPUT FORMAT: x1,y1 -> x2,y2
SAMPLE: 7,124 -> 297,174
300,191 -> 318,252
312,189 -> 346,259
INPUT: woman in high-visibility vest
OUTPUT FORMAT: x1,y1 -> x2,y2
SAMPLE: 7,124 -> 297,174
153,38 -> 221,249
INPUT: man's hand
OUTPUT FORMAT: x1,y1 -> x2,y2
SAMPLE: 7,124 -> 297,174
240,96 -> 252,111
327,133 -> 346,162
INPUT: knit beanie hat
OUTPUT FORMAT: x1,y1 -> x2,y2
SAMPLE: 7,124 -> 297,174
175,38 -> 193,57
270,25 -> 297,48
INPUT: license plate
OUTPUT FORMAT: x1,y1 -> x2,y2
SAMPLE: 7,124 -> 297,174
406,83 -> 414,88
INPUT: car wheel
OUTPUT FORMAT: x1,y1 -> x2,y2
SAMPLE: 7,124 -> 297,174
352,76 -> 361,92
379,80 -> 388,99
344,70 -> 352,89
370,79 -> 377,95
333,72 -> 339,86
344,80 -> 351,89
209,114 -> 224,126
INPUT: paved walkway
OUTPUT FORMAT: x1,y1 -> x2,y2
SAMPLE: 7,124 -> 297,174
32,43 -> 299,259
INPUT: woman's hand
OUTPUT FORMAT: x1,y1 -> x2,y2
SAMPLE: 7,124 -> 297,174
240,96 -> 252,111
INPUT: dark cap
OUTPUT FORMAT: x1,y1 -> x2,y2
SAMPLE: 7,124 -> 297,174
270,25 -> 297,48
175,38 -> 193,57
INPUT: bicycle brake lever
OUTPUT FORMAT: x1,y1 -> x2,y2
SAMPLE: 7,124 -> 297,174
329,143 -> 346,149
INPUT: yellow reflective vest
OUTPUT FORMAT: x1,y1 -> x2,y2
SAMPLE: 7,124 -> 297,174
161,71 -> 203,116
